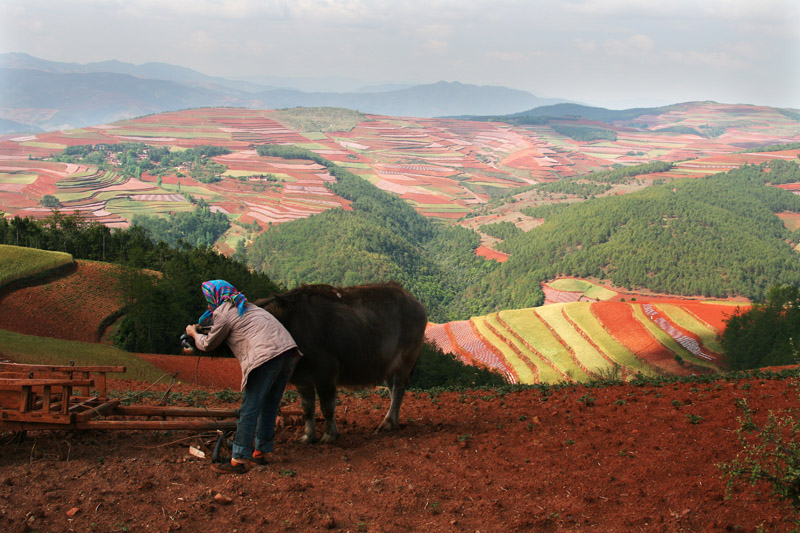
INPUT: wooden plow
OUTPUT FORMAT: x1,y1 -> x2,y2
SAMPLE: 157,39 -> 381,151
0,362 -> 238,432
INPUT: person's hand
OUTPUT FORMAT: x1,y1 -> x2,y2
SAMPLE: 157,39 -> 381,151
185,324 -> 198,337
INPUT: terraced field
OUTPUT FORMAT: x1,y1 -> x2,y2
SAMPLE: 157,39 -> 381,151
425,298 -> 743,384
3,103 -> 797,238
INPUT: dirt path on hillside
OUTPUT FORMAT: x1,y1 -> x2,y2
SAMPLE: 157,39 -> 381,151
1,376 -> 798,531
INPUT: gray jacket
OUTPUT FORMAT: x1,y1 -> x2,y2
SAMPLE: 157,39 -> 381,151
194,301 -> 299,390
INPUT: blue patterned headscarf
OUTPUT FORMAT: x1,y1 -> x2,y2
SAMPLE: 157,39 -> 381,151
198,280 -> 247,325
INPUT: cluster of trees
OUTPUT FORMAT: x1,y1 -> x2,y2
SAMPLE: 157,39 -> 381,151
534,180 -> 611,198
527,162 -> 673,200
56,143 -> 231,183
131,206 -> 230,248
579,161 -> 673,184
550,124 -> 618,142
39,194 -> 62,208
721,285 -> 800,370
479,221 -> 522,241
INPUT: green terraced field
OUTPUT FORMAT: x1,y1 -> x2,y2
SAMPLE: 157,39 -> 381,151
481,314 -> 538,384
20,141 -> 67,150
111,129 -> 231,140
335,161 -> 371,169
548,278 -> 617,300
56,171 -> 124,190
293,143 -> 329,150
0,173 -> 37,184
653,303 -> 724,354
499,309 -> 589,382
535,303 -> 614,375
105,198 -> 194,219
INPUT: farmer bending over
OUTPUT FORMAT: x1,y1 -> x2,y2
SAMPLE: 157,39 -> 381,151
185,279 -> 300,474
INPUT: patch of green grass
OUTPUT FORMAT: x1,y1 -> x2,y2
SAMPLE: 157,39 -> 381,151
20,141 -> 67,150
0,244 -> 73,288
0,329 -> 164,382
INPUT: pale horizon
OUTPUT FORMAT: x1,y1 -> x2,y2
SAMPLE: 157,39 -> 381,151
1,0 -> 798,110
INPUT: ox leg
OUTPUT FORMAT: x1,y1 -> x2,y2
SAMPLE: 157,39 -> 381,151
317,383 -> 340,443
378,373 -> 409,432
297,383 -> 317,444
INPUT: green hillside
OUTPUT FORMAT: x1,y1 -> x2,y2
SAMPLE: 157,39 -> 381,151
488,161 -> 800,310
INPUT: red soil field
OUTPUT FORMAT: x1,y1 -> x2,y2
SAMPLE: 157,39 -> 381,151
777,211 -> 800,231
0,260 -> 127,342
137,353 -> 241,390
1,373 -> 797,531
474,245 -> 508,262
680,301 -> 748,333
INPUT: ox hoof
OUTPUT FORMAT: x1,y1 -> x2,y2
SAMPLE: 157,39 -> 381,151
319,432 -> 340,444
375,419 -> 399,433
299,434 -> 316,445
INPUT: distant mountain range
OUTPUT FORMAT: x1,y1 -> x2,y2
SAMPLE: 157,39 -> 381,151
0,53 -> 564,133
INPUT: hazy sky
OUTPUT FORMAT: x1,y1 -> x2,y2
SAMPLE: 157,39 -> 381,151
1,0 -> 798,109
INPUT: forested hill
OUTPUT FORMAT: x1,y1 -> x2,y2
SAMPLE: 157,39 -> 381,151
246,146 -> 496,322
487,160 -> 800,309
247,155 -> 800,320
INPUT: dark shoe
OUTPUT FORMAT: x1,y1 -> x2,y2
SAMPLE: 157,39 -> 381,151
211,461 -> 248,474
250,451 -> 268,465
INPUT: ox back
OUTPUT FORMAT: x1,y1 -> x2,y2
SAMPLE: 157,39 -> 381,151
257,281 -> 427,443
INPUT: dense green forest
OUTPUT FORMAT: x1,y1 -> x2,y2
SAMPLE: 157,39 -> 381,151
132,204 -> 230,248
550,123 -> 618,142
249,145 -> 800,314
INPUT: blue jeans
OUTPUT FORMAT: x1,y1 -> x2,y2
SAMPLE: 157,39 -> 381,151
232,351 -> 297,460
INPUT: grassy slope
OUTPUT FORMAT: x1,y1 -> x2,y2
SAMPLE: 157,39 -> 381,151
0,329 -> 164,382
0,244 -> 73,288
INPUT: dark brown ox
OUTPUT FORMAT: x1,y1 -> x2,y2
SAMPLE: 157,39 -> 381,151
184,282 -> 427,443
